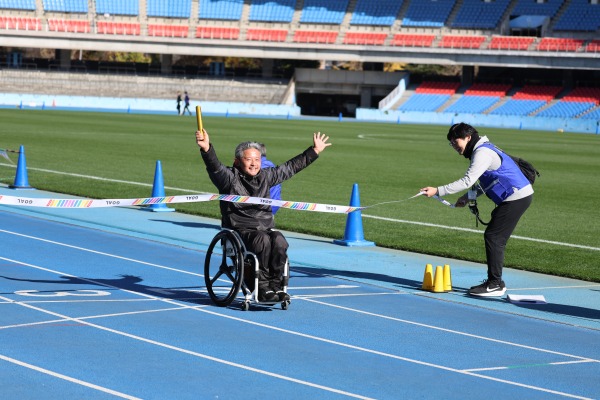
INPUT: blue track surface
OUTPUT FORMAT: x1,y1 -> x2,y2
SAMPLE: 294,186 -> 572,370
1,186 -> 599,399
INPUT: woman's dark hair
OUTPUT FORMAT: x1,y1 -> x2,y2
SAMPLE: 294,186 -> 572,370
447,123 -> 478,141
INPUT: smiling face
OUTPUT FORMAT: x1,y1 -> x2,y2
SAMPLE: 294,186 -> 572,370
449,136 -> 470,155
235,148 -> 262,176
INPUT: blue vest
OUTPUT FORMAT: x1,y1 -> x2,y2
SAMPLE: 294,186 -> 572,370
477,143 -> 530,205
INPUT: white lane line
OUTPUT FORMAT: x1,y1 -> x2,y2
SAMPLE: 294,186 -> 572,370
0,258 -> 373,399
363,214 -> 600,252
464,359 -> 598,372
0,353 -> 141,400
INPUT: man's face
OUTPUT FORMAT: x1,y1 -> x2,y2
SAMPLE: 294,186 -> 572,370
449,136 -> 470,155
236,148 -> 262,176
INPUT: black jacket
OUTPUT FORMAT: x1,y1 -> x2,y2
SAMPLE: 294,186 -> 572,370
201,144 -> 319,230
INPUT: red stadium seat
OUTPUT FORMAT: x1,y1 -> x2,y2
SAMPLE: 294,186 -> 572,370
147,24 -> 189,38
246,29 -> 287,42
465,83 -> 512,97
416,81 -> 460,95
439,35 -> 485,49
585,40 -> 600,53
512,85 -> 562,102
390,34 -> 435,47
48,19 -> 90,33
0,16 -> 42,31
343,32 -> 387,46
537,38 -> 585,52
97,21 -> 140,35
488,36 -> 535,51
196,26 -> 240,40
293,30 -> 338,44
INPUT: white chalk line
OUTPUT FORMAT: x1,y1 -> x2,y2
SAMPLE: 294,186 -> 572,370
1,163 -> 597,252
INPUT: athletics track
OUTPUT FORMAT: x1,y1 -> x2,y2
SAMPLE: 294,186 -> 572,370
0,185 -> 598,399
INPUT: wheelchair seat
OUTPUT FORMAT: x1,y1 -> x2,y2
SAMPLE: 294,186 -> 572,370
204,229 -> 290,311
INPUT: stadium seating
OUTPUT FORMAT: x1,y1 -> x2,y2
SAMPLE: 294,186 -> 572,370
343,32 -> 387,46
444,96 -> 500,114
293,30 -> 338,44
249,0 -> 295,23
246,28 -> 288,42
95,0 -> 139,16
398,94 -> 452,112
402,0 -> 454,27
300,0 -> 348,24
585,40 -> 600,53
512,85 -> 563,101
464,83 -> 512,97
146,0 -> 191,18
511,0 -> 563,18
0,0 -> 36,10
147,24 -> 189,38
579,107 -> 600,120
489,99 -> 547,116
554,0 -> 600,32
48,18 -> 90,33
562,87 -> 600,105
350,0 -> 404,26
438,35 -> 486,49
196,26 -> 240,40
199,0 -> 244,20
488,36 -> 535,51
390,34 -> 435,48
536,101 -> 595,118
97,21 -> 140,35
451,0 -> 511,29
0,16 -> 42,31
416,81 -> 460,95
43,0 -> 88,13
537,38 -> 585,52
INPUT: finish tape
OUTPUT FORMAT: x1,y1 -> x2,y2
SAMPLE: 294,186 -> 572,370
0,191 -> 449,213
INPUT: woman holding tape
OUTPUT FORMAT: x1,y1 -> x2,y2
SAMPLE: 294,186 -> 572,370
421,123 -> 533,297
195,128 -> 331,302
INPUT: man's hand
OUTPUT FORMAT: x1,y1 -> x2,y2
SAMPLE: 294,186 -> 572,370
195,129 -> 209,152
312,132 -> 331,154
420,187 -> 438,198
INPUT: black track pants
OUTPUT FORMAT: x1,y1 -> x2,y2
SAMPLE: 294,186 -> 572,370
237,229 -> 288,291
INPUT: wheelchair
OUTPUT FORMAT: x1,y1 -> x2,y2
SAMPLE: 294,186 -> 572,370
204,229 -> 290,311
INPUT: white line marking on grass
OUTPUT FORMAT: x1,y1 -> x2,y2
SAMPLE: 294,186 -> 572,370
0,353 -> 142,399
363,214 -> 600,251
2,164 -> 597,252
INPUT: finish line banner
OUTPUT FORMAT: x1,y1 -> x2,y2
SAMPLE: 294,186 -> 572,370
0,193 -> 363,214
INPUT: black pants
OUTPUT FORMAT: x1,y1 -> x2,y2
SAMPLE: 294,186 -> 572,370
237,229 -> 288,291
484,195 -> 533,283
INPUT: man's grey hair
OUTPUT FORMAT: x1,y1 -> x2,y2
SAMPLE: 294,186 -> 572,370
234,141 -> 262,159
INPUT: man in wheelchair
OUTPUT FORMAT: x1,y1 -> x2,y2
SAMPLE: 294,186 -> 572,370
195,128 -> 331,302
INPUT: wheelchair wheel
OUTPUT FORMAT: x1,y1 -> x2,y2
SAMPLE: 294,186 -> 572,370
204,230 -> 244,307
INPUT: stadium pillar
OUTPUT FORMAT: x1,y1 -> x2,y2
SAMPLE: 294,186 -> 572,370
161,54 -> 172,75
55,49 -> 71,71
262,59 -> 274,78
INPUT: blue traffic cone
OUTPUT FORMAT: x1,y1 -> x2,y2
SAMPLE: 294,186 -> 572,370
333,183 -> 374,247
145,160 -> 174,212
9,145 -> 34,190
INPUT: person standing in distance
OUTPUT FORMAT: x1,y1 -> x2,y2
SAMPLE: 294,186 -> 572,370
421,122 -> 533,297
258,143 -> 282,214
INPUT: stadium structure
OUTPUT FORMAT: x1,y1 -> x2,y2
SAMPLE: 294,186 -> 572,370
0,0 -> 599,133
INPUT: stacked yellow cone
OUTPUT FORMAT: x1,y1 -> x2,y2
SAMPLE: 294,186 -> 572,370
421,264 -> 452,292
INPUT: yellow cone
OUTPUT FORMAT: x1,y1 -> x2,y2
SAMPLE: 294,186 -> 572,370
444,264 -> 452,291
421,264 -> 434,291
433,265 -> 445,292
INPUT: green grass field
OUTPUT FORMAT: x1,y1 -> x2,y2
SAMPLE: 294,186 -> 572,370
1,109 -> 599,282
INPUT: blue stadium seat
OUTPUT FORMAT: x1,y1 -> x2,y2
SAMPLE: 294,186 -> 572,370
554,0 -> 600,32
580,107 -> 600,120
511,0 -> 563,17
398,94 -> 451,112
350,0 -> 403,26
147,0 -> 191,18
489,99 -> 546,116
0,0 -> 36,10
43,0 -> 88,13
443,96 -> 500,114
96,0 -> 138,16
199,0 -> 244,20
249,0 -> 295,22
402,0 -> 455,28
300,0 -> 348,24
536,101 -> 595,118
451,0 -> 511,29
